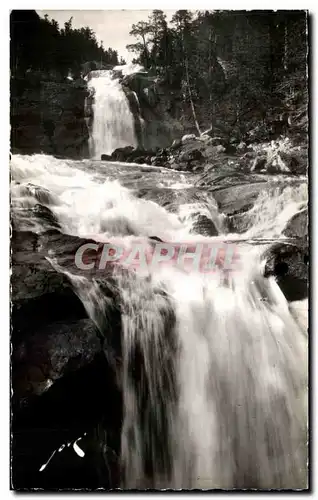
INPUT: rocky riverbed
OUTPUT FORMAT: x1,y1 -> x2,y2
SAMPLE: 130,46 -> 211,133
102,134 -> 307,178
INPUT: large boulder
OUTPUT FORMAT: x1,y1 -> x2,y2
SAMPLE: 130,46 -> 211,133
283,208 -> 308,240
111,145 -> 135,161
264,242 -> 308,302
212,182 -> 268,216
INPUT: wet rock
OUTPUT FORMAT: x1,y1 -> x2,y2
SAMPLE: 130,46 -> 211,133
264,242 -> 308,302
33,204 -> 60,229
283,208 -> 308,240
110,146 -> 158,164
111,145 -> 135,161
101,154 -> 112,161
25,184 -> 57,205
11,230 -> 91,342
191,214 -> 218,237
212,182 -> 268,216
11,227 -> 123,489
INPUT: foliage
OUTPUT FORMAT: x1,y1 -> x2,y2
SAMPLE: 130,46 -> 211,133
127,10 -> 308,141
10,10 -> 120,80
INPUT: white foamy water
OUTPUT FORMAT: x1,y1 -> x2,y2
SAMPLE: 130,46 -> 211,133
87,70 -> 137,158
11,153 -> 308,489
242,184 -> 308,239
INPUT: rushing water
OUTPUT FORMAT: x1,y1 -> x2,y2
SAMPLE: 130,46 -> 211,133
11,153 -> 308,489
87,70 -> 137,158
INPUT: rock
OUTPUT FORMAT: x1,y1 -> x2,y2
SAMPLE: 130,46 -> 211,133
191,214 -> 218,236
12,352 -> 122,489
283,208 -> 308,240
101,154 -> 112,161
267,154 -> 291,174
11,230 -> 92,339
212,182 -> 268,216
264,242 -> 308,302
13,319 -> 102,401
251,156 -> 267,172
169,163 -> 182,171
11,225 -> 124,490
11,77 -> 89,158
151,156 -> 168,167
181,134 -> 197,143
111,145 -> 135,161
279,149 -> 307,175
179,148 -> 203,163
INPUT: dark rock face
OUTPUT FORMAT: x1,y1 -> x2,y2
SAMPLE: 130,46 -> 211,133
11,228 -> 123,489
11,77 -> 89,158
283,208 -> 308,240
122,73 -> 183,150
12,352 -> 122,490
262,205 -> 308,302
191,214 -> 218,237
101,154 -> 112,161
12,319 -> 102,401
264,242 -> 308,302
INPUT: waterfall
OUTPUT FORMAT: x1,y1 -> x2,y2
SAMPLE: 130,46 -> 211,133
11,154 -> 308,489
87,70 -> 137,159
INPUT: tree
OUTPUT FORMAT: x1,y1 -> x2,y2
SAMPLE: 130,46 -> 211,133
127,21 -> 152,68
171,10 -> 202,134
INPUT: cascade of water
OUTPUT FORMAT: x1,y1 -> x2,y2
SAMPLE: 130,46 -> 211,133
11,154 -> 308,489
87,70 -> 137,159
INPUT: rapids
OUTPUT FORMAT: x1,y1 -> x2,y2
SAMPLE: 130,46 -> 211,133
11,153 -> 308,489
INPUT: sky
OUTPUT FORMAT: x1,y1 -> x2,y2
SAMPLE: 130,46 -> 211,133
37,10 -> 177,62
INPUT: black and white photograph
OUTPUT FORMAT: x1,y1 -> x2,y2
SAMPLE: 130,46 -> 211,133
10,9 -> 309,491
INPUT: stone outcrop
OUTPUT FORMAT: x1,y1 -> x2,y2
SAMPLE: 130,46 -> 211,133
11,76 -> 89,158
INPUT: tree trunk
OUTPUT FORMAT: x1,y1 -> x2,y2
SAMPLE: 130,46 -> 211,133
141,34 -> 150,67
184,56 -> 201,135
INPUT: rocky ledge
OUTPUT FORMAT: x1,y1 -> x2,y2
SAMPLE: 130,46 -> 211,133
102,134 -> 307,176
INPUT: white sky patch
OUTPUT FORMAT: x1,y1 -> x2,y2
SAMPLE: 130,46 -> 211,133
37,10 -> 177,62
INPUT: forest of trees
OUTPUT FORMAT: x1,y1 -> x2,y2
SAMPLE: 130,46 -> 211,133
10,9 -> 308,146
10,10 -> 124,80
127,10 -> 308,139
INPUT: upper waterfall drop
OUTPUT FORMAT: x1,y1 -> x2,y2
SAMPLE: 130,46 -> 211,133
87,69 -> 137,159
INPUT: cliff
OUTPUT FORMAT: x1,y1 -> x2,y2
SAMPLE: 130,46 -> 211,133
10,75 -> 89,158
